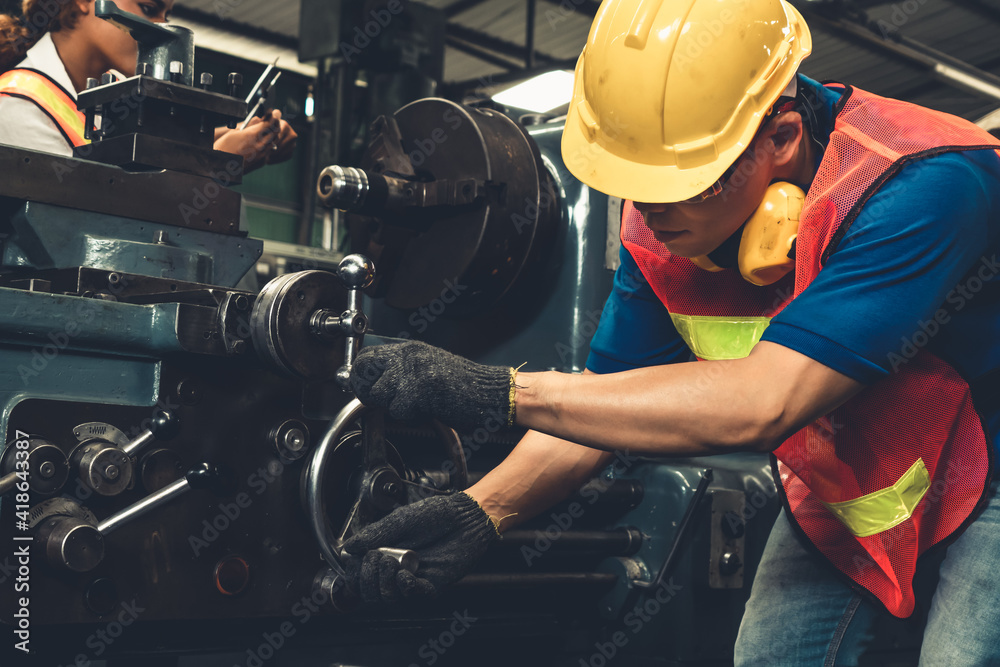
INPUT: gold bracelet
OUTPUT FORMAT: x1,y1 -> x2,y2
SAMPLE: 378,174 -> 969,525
508,362 -> 526,427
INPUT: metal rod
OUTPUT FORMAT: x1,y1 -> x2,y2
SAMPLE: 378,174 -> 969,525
0,472 -> 16,496
634,468 -> 712,590
455,572 -> 618,589
444,35 -> 524,71
97,476 -> 189,534
500,528 -> 643,556
805,9 -> 1000,102
446,24 -> 563,68
120,430 -> 154,457
526,0 -> 536,69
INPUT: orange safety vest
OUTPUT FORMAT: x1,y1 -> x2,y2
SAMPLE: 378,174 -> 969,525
0,67 -> 87,148
622,84 -> 996,618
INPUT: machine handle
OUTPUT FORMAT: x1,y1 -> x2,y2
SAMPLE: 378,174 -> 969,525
305,400 -> 418,582
96,463 -> 219,535
306,254 -> 376,389
94,0 -> 194,85
634,468 -> 712,590
120,408 -> 179,457
95,0 -> 175,44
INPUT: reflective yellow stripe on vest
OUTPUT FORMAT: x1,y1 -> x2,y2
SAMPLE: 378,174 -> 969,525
0,69 -> 87,146
821,459 -> 931,538
668,313 -> 771,361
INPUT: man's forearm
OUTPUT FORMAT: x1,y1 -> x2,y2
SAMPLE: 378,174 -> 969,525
465,429 -> 613,531
513,342 -> 864,456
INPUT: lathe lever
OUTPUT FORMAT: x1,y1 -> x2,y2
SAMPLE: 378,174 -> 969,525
97,463 -> 219,534
307,254 -> 376,389
120,408 -> 180,458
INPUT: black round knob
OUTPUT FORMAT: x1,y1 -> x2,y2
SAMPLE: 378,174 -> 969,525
150,409 -> 180,440
719,551 -> 742,576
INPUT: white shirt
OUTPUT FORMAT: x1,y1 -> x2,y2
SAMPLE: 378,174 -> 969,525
0,33 -> 80,156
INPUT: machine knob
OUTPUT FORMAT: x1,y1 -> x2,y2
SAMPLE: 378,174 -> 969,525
0,437 -> 69,497
337,253 -> 376,291
719,551 -> 742,576
36,515 -> 105,573
73,441 -> 133,496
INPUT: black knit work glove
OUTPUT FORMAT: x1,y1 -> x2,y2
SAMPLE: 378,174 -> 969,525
349,341 -> 516,431
342,492 -> 499,605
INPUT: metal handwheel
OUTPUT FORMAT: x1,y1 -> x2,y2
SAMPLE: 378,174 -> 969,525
305,398 -> 468,598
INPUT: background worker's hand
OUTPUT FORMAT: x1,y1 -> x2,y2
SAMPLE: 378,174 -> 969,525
213,110 -> 297,173
343,492 -> 499,605
349,340 -> 516,431
265,109 -> 297,165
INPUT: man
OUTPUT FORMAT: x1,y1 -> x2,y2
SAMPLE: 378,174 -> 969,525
345,0 -> 1000,663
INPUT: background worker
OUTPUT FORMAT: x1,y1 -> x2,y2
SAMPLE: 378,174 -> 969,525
0,0 -> 295,169
344,0 -> 1000,663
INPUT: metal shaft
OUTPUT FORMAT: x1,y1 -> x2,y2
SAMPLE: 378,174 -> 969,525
0,472 -> 16,496
499,528 -> 643,556
97,476 -> 189,534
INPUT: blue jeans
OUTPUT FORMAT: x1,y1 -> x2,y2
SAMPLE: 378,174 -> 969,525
734,484 -> 1000,666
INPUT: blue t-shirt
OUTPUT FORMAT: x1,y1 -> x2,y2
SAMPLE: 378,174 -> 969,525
586,76 -> 1000,447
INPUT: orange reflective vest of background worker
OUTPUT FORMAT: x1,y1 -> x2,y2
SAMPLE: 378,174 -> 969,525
0,68 -> 87,148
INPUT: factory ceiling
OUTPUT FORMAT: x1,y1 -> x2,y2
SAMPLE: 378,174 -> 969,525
172,0 -> 1000,124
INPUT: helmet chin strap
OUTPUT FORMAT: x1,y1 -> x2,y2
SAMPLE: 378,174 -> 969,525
689,182 -> 805,286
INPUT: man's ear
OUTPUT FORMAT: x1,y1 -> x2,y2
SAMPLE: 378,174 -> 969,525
73,0 -> 94,16
767,112 -> 804,168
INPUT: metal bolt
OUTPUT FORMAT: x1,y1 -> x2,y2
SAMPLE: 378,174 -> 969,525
227,72 -> 243,97
176,378 -> 202,406
199,72 -> 213,90
233,294 -> 249,311
135,62 -> 152,76
103,465 -> 120,480
107,272 -> 122,287
154,230 -> 168,244
39,461 -> 55,479
169,61 -> 184,83
100,72 -> 114,86
86,77 -> 99,89
283,429 -> 305,452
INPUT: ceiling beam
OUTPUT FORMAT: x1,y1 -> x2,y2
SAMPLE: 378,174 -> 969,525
943,0 -> 1000,26
443,0 -> 494,19
444,35 -> 528,71
170,5 -> 298,51
445,23 -> 566,69
799,4 -> 1000,102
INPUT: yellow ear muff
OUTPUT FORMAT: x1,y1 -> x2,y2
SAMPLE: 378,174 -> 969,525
737,182 -> 803,286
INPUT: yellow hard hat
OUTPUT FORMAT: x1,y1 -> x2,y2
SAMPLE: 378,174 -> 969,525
561,0 -> 812,203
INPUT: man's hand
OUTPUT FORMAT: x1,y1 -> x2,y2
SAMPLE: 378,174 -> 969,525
213,110 -> 297,173
343,492 -> 499,605
349,341 -> 516,431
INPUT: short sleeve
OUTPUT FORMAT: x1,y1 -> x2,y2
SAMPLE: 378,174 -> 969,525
761,149 -> 1000,384
586,244 -> 691,373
